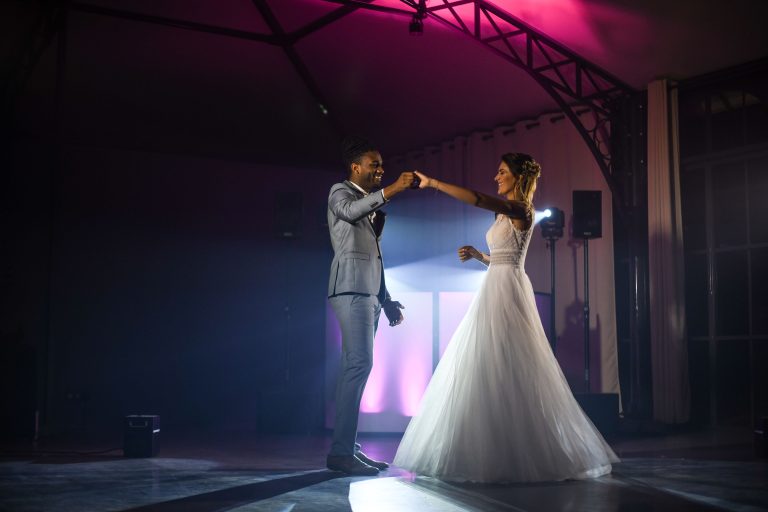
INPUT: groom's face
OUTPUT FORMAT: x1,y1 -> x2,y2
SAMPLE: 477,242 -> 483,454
352,151 -> 384,191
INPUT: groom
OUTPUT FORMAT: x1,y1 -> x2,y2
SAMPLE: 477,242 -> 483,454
326,136 -> 415,476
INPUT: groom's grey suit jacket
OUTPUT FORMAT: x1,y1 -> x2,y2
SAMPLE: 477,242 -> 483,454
327,181 -> 390,301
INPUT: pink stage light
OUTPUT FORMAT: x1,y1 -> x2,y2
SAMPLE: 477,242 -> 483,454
358,291 -> 433,432
396,320 -> 433,417
325,292 -> 433,432
369,0 -> 595,44
326,262 -> 552,432
360,344 -> 387,413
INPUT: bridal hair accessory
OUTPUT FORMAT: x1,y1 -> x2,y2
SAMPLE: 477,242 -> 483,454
521,159 -> 541,178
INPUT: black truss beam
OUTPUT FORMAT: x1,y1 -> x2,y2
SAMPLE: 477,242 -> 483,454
63,1 -> 370,134
289,4 -> 363,43
69,2 -> 280,46
321,0 -> 413,16
251,0 -> 345,134
323,0 -> 637,212
67,2 -> 362,47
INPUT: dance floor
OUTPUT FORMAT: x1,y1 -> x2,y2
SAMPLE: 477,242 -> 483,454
1,428 -> 766,511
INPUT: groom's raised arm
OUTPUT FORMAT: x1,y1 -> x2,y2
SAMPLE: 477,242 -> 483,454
329,172 -> 416,224
328,185 -> 385,224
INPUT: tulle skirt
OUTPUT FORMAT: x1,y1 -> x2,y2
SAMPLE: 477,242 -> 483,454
393,264 -> 619,483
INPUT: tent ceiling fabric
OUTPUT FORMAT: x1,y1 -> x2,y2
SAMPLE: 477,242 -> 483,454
14,0 -> 768,168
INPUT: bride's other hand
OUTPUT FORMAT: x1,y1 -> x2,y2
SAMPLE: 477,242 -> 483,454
414,171 -> 431,189
458,245 -> 481,262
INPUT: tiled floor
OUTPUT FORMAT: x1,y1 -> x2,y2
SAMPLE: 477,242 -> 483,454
1,428 -> 766,511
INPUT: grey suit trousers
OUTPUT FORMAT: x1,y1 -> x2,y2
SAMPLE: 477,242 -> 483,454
329,293 -> 382,456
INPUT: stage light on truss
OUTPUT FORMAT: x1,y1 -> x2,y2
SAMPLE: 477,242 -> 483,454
409,0 -> 427,35
409,15 -> 423,35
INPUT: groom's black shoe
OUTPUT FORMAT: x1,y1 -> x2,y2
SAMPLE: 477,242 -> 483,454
355,451 -> 389,471
326,455 -> 379,476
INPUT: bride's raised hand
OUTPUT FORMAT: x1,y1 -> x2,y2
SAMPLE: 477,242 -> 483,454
458,245 -> 481,262
413,171 -> 431,189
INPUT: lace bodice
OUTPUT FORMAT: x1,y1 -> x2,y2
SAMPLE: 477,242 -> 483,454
486,215 -> 532,268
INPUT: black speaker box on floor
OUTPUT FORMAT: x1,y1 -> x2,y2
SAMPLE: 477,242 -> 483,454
123,415 -> 160,458
573,190 -> 602,239
574,393 -> 618,436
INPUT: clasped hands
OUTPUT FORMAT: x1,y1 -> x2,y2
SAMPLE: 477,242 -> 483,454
393,170 -> 436,192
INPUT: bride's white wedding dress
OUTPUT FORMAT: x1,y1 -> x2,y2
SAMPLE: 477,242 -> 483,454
393,215 -> 619,483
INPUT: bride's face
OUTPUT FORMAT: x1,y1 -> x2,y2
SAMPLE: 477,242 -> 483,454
495,161 -> 518,198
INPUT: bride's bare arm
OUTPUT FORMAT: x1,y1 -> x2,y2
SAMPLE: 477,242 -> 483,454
415,171 -> 532,222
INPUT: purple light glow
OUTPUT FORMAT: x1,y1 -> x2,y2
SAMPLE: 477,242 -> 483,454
358,291 -> 433,431
397,340 -> 431,417
325,292 -> 434,432
326,285 -> 553,432
361,0 -> 597,46
360,332 -> 392,414
325,252 -> 488,432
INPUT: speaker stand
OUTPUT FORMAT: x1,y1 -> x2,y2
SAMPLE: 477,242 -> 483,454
583,237 -> 591,393
546,237 -> 558,352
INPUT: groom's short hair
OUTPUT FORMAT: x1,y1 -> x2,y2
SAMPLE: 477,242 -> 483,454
342,135 -> 378,173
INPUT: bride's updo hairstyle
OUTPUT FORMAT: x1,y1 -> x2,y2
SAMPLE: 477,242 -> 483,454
501,152 -> 541,204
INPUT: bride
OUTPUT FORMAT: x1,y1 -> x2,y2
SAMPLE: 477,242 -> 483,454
393,153 -> 619,483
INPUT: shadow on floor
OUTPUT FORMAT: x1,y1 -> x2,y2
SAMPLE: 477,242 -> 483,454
117,470 -> 349,512
0,451 -> 125,465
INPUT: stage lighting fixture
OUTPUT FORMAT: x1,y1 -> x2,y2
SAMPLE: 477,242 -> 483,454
540,207 -> 564,240
409,0 -> 427,35
409,15 -> 423,35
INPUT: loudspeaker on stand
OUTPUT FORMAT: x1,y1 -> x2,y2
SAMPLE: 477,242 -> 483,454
573,190 -> 602,239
